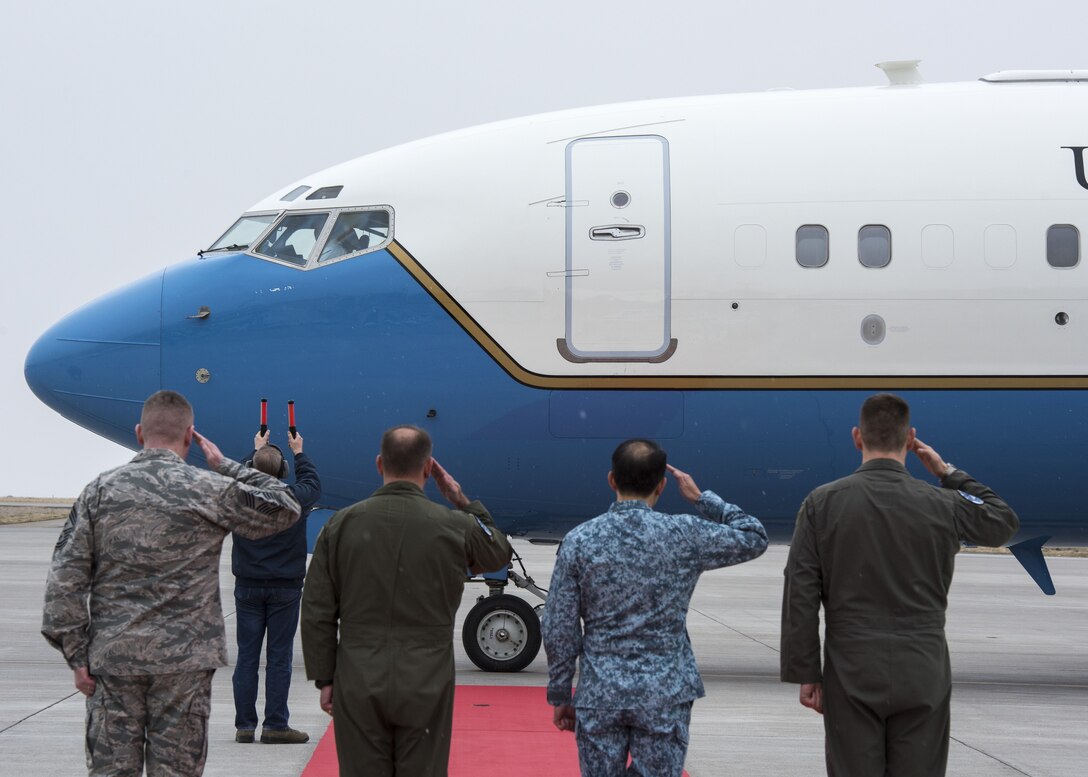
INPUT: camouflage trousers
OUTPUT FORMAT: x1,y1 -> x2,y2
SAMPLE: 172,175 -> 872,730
85,671 -> 214,777
574,702 -> 693,777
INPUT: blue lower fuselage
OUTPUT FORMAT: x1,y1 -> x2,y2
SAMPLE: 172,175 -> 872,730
25,247 -> 1088,545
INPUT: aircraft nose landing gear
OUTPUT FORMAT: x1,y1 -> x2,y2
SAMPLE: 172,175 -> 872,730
461,550 -> 547,672
462,593 -> 541,672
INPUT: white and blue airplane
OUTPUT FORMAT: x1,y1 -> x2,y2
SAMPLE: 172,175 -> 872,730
24,62 -> 1087,670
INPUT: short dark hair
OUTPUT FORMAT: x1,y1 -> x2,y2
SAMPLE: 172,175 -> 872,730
380,425 -> 433,478
611,439 -> 667,498
859,393 -> 911,452
252,445 -> 285,477
139,390 -> 193,443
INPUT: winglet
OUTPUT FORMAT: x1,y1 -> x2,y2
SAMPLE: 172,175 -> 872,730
1008,536 -> 1056,595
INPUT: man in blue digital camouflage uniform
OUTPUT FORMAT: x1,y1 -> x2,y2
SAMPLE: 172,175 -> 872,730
542,438 -> 768,777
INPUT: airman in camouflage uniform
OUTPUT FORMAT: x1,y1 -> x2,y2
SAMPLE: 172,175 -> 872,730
543,439 -> 768,777
42,390 -> 301,777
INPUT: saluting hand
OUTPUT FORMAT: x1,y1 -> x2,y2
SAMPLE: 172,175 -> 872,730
194,430 -> 224,471
667,464 -> 703,503
911,438 -> 949,480
431,458 -> 470,509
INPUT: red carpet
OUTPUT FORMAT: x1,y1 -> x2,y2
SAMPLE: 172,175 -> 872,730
301,685 -> 689,776
301,685 -> 579,776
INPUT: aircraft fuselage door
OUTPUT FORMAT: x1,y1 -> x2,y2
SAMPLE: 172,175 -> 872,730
561,135 -> 673,362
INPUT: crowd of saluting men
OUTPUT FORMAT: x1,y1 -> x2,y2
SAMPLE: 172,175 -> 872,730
42,389 -> 1018,777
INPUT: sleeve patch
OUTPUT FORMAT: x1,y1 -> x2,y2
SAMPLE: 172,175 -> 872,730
957,490 -> 985,505
474,515 -> 494,538
54,507 -> 77,552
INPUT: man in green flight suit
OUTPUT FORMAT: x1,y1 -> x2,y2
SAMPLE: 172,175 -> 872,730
301,425 -> 512,776
780,393 -> 1020,776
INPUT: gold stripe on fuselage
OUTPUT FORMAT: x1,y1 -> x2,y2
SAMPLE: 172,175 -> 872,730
388,241 -> 1088,391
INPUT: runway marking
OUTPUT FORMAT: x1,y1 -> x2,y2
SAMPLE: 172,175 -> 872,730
0,691 -> 79,735
687,606 -> 780,653
950,736 -> 1034,776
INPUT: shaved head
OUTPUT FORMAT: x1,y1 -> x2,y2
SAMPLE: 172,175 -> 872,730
379,425 -> 433,478
139,390 -> 193,445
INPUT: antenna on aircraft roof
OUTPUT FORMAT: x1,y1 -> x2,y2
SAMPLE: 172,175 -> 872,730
875,60 -> 924,86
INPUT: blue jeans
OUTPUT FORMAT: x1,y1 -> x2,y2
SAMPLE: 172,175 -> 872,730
232,585 -> 302,731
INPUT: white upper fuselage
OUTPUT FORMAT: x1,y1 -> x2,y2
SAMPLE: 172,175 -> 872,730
247,75 -> 1088,386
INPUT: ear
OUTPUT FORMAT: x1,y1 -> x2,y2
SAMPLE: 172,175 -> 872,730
375,455 -> 384,477
183,426 -> 194,447
654,477 -> 667,497
906,426 -> 917,449
422,457 -> 434,478
607,471 -> 618,492
135,423 -> 144,447
852,426 -> 864,451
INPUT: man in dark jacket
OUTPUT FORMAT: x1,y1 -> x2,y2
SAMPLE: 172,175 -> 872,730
301,425 -> 512,776
781,393 -> 1019,776
232,428 -> 321,744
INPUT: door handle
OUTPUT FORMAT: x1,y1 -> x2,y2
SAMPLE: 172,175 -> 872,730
589,225 -> 645,241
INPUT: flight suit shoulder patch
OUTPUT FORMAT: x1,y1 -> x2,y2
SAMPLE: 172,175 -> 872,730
957,490 -> 985,505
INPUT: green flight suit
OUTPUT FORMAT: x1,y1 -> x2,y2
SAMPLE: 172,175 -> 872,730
301,482 -> 512,777
781,460 -> 1019,776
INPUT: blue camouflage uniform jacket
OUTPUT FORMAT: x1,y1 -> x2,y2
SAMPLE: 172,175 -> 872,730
543,492 -> 768,710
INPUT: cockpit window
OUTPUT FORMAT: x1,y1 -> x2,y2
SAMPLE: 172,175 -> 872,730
254,212 -> 330,266
208,214 -> 278,252
307,186 -> 344,200
280,186 -> 310,202
319,209 -> 392,263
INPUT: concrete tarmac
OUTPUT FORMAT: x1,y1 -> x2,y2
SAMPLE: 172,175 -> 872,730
1,518 -> 1084,776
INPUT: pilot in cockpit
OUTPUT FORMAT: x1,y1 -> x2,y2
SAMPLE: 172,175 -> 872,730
319,220 -> 368,262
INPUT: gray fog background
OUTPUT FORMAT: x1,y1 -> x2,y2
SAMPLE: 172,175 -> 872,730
3,1 -> 1086,497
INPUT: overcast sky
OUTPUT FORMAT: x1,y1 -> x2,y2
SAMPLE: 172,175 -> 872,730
3,0 -> 1086,497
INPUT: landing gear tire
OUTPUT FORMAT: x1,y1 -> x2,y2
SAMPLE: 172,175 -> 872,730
462,594 -> 542,672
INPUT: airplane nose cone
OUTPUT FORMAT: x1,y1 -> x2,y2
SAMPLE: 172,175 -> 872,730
25,271 -> 163,444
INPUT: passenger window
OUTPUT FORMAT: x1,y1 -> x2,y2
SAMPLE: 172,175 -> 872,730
858,225 -> 891,268
796,225 -> 829,268
254,212 -> 329,266
921,224 -> 954,268
1047,224 -> 1080,268
319,209 -> 392,263
984,224 -> 1017,268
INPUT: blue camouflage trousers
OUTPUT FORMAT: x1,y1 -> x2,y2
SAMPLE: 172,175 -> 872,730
575,702 -> 693,777
86,671 -> 214,777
